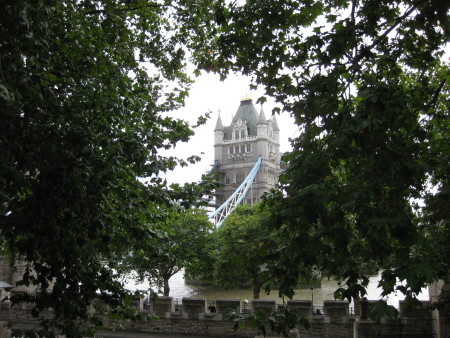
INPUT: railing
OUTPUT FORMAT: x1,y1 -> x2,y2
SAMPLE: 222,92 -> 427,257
221,136 -> 257,143
312,305 -> 324,315
173,298 -> 182,312
241,300 -> 251,314
206,300 -> 216,313
349,306 -> 355,316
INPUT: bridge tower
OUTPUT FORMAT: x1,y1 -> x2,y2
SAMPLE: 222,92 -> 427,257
213,98 -> 281,207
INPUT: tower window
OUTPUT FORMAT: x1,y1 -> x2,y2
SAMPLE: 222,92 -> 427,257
241,130 -> 245,138
235,130 -> 239,139
236,172 -> 245,184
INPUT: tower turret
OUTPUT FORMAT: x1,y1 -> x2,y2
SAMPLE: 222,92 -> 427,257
257,106 -> 268,139
214,114 -> 225,144
213,98 -> 281,207
270,115 -> 281,164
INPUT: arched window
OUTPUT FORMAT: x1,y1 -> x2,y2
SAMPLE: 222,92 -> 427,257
236,172 -> 245,184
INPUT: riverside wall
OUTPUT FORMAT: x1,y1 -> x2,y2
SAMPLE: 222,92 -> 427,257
0,297 -> 436,338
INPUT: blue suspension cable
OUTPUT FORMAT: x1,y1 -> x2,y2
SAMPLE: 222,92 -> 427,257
209,156 -> 262,228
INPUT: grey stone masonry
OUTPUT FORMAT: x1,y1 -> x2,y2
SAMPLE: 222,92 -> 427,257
0,257 -> 12,285
182,297 -> 206,319
287,300 -> 312,317
130,297 -> 143,311
150,296 -> 172,318
324,300 -> 349,323
398,300 -> 433,337
213,99 -> 281,207
251,299 -> 276,314
399,300 -> 431,318
216,298 -> 241,315
0,297 -> 436,338
361,300 -> 378,318
354,318 -> 376,338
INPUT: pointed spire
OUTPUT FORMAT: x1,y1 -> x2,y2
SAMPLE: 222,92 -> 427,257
257,105 -> 267,125
214,112 -> 224,131
271,115 -> 280,131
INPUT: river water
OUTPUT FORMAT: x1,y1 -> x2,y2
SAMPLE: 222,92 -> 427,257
124,270 -> 429,309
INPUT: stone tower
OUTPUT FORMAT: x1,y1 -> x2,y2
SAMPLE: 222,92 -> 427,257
213,98 -> 281,207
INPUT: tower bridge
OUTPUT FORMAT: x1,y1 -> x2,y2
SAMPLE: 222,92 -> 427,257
209,98 -> 281,227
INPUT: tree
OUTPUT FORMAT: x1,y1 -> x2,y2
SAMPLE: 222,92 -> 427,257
122,208 -> 214,297
202,0 -> 450,305
0,0 -> 218,335
209,204 -> 278,299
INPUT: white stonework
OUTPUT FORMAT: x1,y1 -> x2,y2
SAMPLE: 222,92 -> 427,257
213,99 -> 281,207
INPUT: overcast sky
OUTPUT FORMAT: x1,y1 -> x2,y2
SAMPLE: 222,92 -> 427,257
161,72 -> 301,185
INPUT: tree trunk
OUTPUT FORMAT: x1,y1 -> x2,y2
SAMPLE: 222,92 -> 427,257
163,277 -> 170,296
253,280 -> 261,299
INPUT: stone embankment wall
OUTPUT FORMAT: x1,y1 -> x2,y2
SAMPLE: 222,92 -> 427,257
0,297 -> 435,338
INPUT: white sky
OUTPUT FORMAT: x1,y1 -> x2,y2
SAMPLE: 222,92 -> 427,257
163,72 -> 301,185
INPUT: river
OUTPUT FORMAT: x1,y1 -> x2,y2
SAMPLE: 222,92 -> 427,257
124,270 -> 429,309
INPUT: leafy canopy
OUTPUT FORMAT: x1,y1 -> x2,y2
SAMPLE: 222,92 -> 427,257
120,208 -> 214,297
199,204 -> 281,299
0,0 -> 218,335
201,0 -> 450,303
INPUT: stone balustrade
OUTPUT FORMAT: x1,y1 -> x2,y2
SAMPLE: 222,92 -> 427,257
399,300 -> 431,318
182,297 -> 206,319
287,300 -> 312,317
323,300 -> 349,323
0,297 -> 434,338
251,299 -> 276,314
151,296 -> 173,318
216,298 -> 241,314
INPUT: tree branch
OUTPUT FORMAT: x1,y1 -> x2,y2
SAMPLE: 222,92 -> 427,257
84,3 -> 178,16
427,77 -> 447,110
367,1 -> 422,52
342,1 -> 425,95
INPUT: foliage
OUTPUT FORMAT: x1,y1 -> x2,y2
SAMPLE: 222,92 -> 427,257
121,208 -> 214,296
207,204 -> 279,299
2,0 -> 448,334
0,0 -> 218,335
368,300 -> 400,320
228,305 -> 310,338
201,0 -> 450,305
431,284 -> 450,313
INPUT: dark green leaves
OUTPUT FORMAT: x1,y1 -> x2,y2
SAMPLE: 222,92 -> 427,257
206,0 -> 450,308
0,0 -> 221,334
